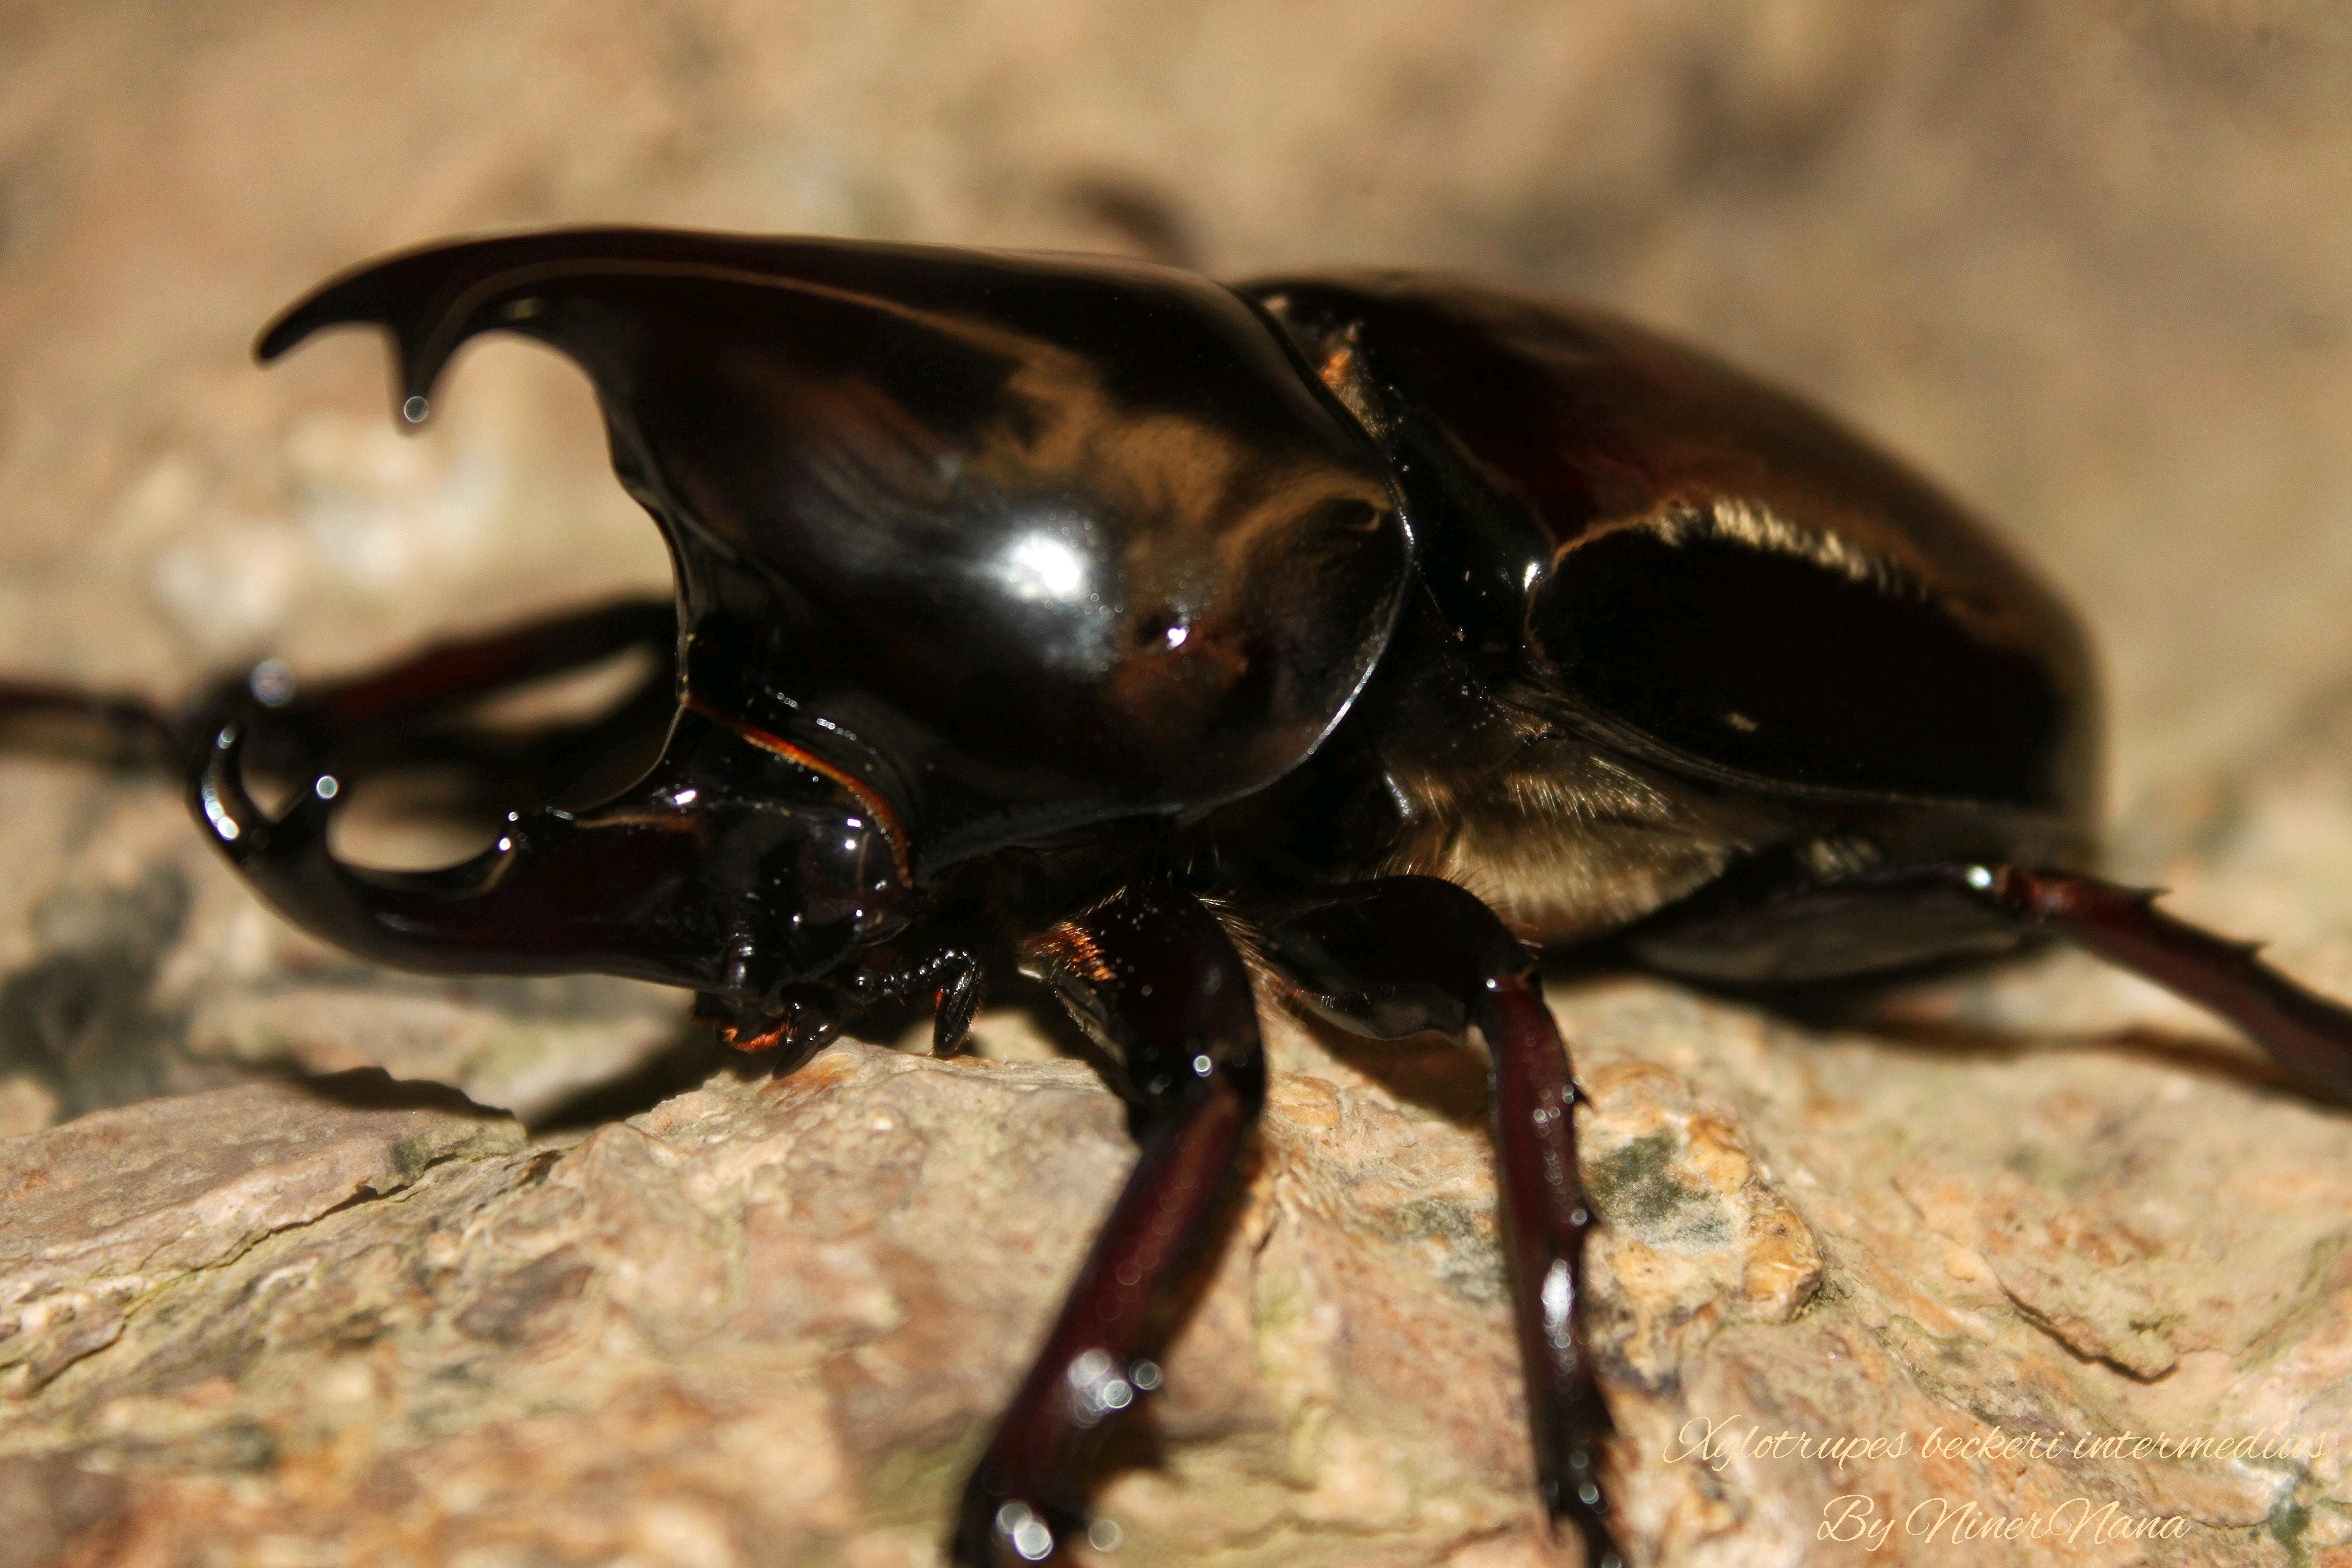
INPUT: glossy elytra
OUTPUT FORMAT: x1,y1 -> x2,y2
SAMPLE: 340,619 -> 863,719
7,228 -> 2351,1568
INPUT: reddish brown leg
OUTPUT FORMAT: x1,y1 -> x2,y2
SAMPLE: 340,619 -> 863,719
0,597 -> 675,796
220,596 -> 677,810
955,887 -> 1265,1566
1947,863 -> 2352,1106
1252,876 -> 1622,1568
0,680 -> 177,765
284,597 -> 673,738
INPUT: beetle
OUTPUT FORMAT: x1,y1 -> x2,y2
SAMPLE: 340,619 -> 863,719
5,227 -> 2350,1568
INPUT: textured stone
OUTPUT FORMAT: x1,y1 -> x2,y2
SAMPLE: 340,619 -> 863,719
0,1072 -> 520,1396
5,991 -> 2346,1564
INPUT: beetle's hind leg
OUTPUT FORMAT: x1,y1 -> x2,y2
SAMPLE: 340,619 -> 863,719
1248,875 -> 1624,1568
953,886 -> 1264,1567
1946,863 -> 2352,1106
1631,860 -> 2352,1108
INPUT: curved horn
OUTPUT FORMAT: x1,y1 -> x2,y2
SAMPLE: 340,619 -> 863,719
192,713 -> 911,997
193,718 -> 709,983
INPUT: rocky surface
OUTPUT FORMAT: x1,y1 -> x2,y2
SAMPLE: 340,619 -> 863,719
4,3 -> 2352,1565
5,977 -> 2349,1567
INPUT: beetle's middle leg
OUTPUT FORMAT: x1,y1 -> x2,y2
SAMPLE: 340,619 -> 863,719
1247,874 -> 1624,1568
953,885 -> 1264,1567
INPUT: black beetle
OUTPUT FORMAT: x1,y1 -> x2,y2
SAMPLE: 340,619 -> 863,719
6,228 -> 2350,1568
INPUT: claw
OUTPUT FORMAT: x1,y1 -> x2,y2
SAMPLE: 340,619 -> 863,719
931,952 -> 985,1055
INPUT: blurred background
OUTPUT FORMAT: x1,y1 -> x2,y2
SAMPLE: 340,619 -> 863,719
7,0 -> 2352,1126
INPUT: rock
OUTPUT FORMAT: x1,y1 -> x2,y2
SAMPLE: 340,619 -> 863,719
5,991 -> 2346,1565
0,1072 -> 521,1397
182,972 -> 699,1127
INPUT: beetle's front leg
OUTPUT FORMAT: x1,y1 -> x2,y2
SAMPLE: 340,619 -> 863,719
1250,875 -> 1623,1568
206,595 -> 678,810
4,595 -> 680,806
953,886 -> 1264,1567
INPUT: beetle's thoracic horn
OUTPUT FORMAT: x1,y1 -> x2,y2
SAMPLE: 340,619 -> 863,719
255,228 -> 1414,876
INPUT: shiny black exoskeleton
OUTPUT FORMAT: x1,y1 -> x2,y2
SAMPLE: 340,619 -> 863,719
9,229 -> 2352,1568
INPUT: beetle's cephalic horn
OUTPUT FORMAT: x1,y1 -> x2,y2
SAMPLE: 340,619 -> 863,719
193,716 -> 699,982
191,709 -> 912,997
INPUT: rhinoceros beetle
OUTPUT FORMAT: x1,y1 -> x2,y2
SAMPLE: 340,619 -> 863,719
7,228 -> 2352,1568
